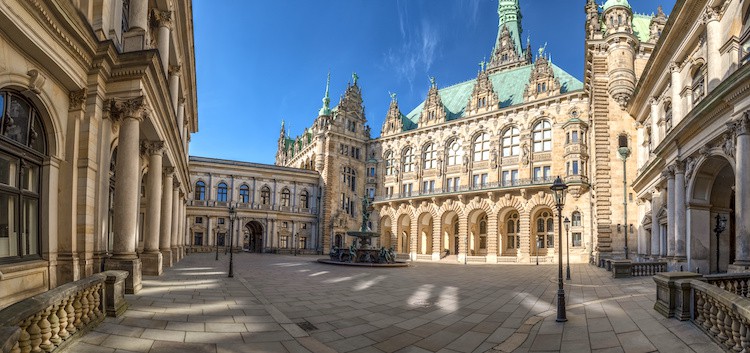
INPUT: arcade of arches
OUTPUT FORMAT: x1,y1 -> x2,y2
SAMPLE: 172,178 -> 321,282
377,192 -> 590,263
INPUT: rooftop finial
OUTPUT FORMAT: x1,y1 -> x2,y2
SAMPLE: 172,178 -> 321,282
429,76 -> 436,88
318,71 -> 332,116
352,72 -> 359,85
389,91 -> 397,103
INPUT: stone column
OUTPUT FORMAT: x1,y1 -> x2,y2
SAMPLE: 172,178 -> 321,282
663,168 -> 675,257
674,160 -> 687,260
650,98 -> 660,146
153,10 -> 172,76
178,194 -> 186,260
141,141 -> 165,276
123,0 -> 148,51
704,7 -> 721,91
171,182 -> 180,264
670,62 -> 683,124
105,96 -> 147,294
177,98 -> 185,141
169,66 -> 181,110
160,167 -> 174,266
651,190 -> 661,257
731,114 -> 750,269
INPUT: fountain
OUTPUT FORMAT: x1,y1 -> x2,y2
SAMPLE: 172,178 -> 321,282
317,197 -> 408,267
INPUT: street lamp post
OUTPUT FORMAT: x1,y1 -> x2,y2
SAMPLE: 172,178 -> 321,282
551,176 -> 568,322
564,217 -> 571,280
228,205 -> 236,278
215,228 -> 219,261
714,213 -> 727,272
618,142 -> 631,259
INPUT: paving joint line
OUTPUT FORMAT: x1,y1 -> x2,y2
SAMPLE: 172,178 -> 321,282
486,293 -> 649,352
236,276 -> 338,353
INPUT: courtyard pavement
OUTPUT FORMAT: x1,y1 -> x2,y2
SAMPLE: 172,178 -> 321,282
66,253 -> 723,353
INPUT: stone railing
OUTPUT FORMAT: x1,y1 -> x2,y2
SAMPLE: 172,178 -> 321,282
631,262 -> 668,276
703,273 -> 750,298
0,271 -> 128,353
654,272 -> 750,349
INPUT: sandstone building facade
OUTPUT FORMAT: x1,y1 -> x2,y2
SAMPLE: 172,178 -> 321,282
274,0 -> 673,264
0,0 -> 198,307
186,157 -> 320,255
629,0 -> 750,273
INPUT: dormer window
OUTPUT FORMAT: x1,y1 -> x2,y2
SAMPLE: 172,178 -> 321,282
428,110 -> 436,120
537,83 -> 547,93
477,97 -> 487,108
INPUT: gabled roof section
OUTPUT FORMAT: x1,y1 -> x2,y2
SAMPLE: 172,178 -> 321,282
401,63 -> 583,131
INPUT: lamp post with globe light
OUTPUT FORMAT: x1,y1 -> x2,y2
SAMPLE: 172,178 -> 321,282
228,205 -> 236,278
551,176 -> 568,322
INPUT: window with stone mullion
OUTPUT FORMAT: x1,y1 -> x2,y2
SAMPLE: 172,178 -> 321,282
473,133 -> 490,162
402,148 -> 414,173
502,127 -> 520,157
447,140 -> 463,166
532,121 -> 552,152
422,144 -> 436,170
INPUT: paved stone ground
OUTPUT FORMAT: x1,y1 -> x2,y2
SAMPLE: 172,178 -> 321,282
66,253 -> 723,353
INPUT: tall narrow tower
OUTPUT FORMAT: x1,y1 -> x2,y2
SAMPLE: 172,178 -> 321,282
488,0 -> 529,72
496,0 -> 523,55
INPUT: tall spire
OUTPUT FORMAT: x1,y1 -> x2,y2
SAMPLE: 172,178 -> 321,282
495,0 -> 523,57
319,71 -> 331,116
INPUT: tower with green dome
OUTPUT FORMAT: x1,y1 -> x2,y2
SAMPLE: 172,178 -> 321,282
488,0 -> 531,72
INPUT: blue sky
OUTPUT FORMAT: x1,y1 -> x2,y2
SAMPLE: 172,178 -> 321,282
191,0 -> 675,165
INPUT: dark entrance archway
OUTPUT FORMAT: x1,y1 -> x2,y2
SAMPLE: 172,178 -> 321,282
245,221 -> 264,253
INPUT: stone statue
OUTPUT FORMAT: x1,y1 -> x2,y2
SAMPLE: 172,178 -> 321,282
723,132 -> 735,158
348,243 -> 357,263
437,156 -> 443,176
361,197 -> 371,231
491,148 -> 498,169
429,76 -> 436,87
684,157 -> 695,183
463,154 -> 469,173
521,142 -> 530,165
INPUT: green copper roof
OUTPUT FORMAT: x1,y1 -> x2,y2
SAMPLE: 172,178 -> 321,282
284,137 -> 295,151
632,14 -> 652,42
402,63 -> 583,131
603,0 -> 631,11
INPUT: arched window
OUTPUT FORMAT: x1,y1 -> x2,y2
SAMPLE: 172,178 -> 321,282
506,212 -> 520,250
300,190 -> 309,209
572,211 -> 582,227
341,166 -> 356,192
532,120 -> 552,152
194,181 -> 206,201
260,186 -> 271,205
217,182 -> 228,202
402,147 -> 414,172
473,132 -> 490,161
664,102 -> 673,131
535,211 -> 555,249
281,188 -> 291,207
447,139 -> 463,166
691,64 -> 706,103
479,214 -> 488,250
0,90 -> 48,261
384,151 -> 395,176
239,184 -> 250,203
502,127 -> 520,157
422,143 -> 436,170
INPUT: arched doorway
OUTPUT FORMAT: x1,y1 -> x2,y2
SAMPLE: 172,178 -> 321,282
442,211 -> 459,255
379,216 -> 392,249
417,213 -> 433,255
396,214 -> 411,254
689,156 -> 735,273
501,211 -> 520,256
245,221 -> 264,253
468,211 -> 488,256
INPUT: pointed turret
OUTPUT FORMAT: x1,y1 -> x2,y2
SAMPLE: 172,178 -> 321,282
585,0 -> 600,39
524,47 -> 561,102
467,64 -> 499,113
381,93 -> 404,137
319,72 -> 332,116
649,6 -> 667,43
487,0 -> 529,73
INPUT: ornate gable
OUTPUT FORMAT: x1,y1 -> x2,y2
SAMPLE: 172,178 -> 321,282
466,68 -> 499,114
418,78 -> 446,127
649,6 -> 667,43
524,50 -> 561,102
380,94 -> 404,137
336,74 -> 365,121
487,25 -> 531,73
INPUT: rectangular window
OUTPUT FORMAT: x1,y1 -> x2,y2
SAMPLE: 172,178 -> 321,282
481,173 -> 488,186
194,232 -> 203,246
479,236 -> 487,249
299,237 -> 307,249
572,232 -> 582,247
368,167 -> 376,177
473,174 -> 480,188
533,167 -> 541,181
218,218 -> 225,225
543,166 -> 551,179
572,161 -> 579,175
546,235 -> 554,248
447,178 -> 453,191
402,183 -> 413,196
367,188 -> 375,198
349,201 -> 356,216
422,180 -> 435,193
195,217 -> 203,224
280,236 -> 289,248
571,131 -> 579,143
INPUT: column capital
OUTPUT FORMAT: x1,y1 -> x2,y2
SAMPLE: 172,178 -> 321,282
648,97 -> 658,106
673,159 -> 685,174
661,167 -> 674,180
733,112 -> 750,137
173,179 -> 181,189
669,62 -> 681,73
109,96 -> 148,122
68,88 -> 87,112
151,9 -> 173,28
702,6 -> 720,24
178,97 -> 186,105
141,140 -> 165,156
163,166 -> 175,175
169,65 -> 181,76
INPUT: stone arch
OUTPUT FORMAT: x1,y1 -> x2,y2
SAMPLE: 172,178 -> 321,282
497,205 -> 523,256
415,211 -> 435,255
243,220 -> 264,253
0,80 -> 62,158
687,153 -> 736,273
379,213 -> 393,249
395,211 -> 413,254
525,192 -> 557,215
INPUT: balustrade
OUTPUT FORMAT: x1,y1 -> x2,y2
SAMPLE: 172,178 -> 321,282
0,271 -> 128,353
